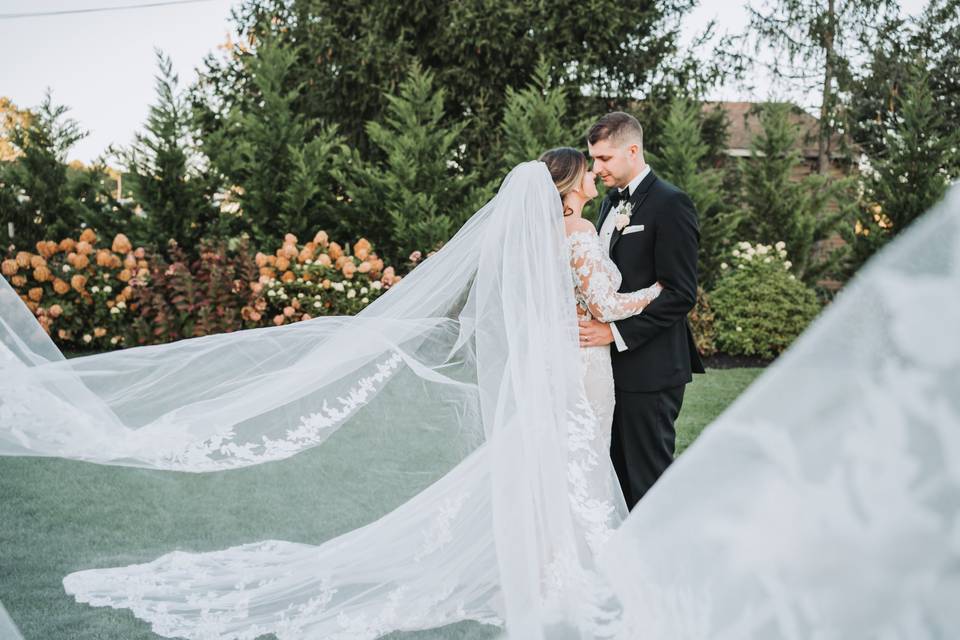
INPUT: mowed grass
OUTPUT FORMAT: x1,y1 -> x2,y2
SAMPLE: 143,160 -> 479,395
0,367 -> 761,640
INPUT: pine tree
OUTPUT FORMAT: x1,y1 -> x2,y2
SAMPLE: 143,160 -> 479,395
0,92 -> 89,247
122,50 -> 219,255
747,0 -> 895,174
499,61 -> 576,170
646,98 -> 741,288
740,102 -> 847,283
847,63 -> 959,272
204,38 -> 343,249
337,64 -> 486,263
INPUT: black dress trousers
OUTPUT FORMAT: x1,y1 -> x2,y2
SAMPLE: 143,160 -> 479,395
610,384 -> 685,510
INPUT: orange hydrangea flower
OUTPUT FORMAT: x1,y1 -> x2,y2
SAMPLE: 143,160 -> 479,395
53,278 -> 70,294
111,233 -> 132,254
33,265 -> 52,282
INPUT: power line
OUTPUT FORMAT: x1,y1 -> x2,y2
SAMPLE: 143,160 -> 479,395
0,0 -> 220,20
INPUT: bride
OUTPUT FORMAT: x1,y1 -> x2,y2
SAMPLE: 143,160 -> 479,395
1,154 -> 660,639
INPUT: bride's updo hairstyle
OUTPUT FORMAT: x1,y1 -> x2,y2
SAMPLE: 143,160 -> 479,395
539,147 -> 588,217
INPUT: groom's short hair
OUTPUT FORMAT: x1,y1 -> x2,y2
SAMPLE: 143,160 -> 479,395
587,112 -> 644,150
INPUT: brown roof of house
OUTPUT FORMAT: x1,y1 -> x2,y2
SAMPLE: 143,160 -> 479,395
702,101 -> 846,159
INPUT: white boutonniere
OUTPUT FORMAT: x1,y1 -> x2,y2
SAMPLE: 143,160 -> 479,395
614,202 -> 633,231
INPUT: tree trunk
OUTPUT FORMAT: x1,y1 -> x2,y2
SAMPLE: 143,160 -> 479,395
818,0 -> 836,175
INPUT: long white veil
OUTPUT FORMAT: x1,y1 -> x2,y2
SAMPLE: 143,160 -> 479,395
599,183 -> 960,639
1,161 -> 625,639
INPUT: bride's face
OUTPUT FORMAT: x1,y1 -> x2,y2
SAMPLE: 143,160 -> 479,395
581,169 -> 599,200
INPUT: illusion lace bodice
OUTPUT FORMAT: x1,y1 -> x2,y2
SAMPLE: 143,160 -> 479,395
566,229 -> 662,322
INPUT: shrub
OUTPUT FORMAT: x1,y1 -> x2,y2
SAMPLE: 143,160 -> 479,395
252,231 -> 400,325
4,229 -> 402,350
2,229 -> 145,350
127,237 -> 261,345
711,241 -> 821,359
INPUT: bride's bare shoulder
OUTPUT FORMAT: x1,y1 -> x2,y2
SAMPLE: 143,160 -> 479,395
563,217 -> 597,238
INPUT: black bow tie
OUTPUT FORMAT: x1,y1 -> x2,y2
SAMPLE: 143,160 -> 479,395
608,188 -> 631,208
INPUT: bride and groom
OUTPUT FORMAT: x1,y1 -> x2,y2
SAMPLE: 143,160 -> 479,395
5,112 -> 692,637
564,111 -> 705,510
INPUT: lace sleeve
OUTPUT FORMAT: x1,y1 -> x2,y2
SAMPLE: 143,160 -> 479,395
567,230 -> 662,322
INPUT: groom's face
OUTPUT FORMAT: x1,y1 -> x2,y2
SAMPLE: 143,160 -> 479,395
588,138 -> 638,189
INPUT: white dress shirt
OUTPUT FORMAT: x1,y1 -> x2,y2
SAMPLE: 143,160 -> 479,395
599,166 -> 651,353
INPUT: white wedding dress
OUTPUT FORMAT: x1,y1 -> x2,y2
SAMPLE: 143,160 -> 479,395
1,163 -> 958,640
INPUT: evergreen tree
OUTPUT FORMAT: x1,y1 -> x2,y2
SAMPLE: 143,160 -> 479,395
0,92 -> 93,247
499,61 -> 577,170
747,0 -> 896,173
194,0 -> 702,181
122,50 -> 220,255
647,97 -> 741,288
336,64 -> 486,263
203,37 -> 343,249
740,102 -> 847,283
849,0 -> 959,169
846,64 -> 959,272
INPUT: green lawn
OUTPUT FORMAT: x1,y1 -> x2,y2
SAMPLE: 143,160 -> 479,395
0,367 -> 761,640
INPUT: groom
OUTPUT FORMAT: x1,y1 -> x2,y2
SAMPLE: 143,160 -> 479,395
580,112 -> 705,510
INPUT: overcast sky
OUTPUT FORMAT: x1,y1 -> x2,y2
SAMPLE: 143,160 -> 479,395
0,0 -> 930,165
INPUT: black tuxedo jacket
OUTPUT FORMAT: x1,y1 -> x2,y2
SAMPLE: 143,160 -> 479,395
595,170 -> 705,392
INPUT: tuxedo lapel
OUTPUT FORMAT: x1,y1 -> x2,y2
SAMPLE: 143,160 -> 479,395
609,170 -> 657,255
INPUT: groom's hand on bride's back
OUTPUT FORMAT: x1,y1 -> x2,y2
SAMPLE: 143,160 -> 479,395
579,319 -> 614,347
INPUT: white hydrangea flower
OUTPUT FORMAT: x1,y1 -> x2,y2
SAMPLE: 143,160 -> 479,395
91,286 -> 100,293
736,326 -> 743,332
360,287 -> 368,294
117,301 -> 126,309
110,336 -> 119,345
347,289 -> 356,299
332,282 -> 345,292
775,241 -> 786,251
110,307 -> 120,315
738,241 -> 751,250
268,290 -> 276,297
720,262 -> 728,270
313,301 -> 322,309
361,297 -> 368,304
103,285 -> 112,293
764,257 -> 772,263
83,334 -> 92,343
757,245 -> 769,255
297,293 -> 304,298
732,249 -> 741,257
62,265 -> 71,273
784,260 -> 793,269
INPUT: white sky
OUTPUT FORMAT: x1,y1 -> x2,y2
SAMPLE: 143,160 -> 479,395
0,0 -> 931,165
